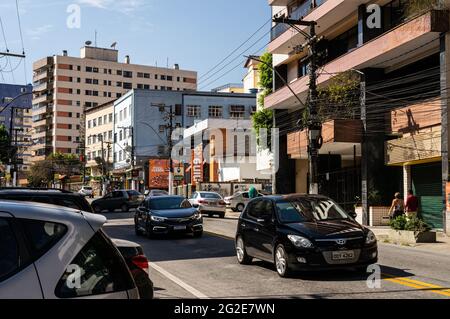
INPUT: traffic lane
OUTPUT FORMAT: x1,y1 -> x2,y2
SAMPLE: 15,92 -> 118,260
103,222 -> 448,299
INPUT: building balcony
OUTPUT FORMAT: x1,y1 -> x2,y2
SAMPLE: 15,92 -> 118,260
33,82 -> 48,93
33,70 -> 51,82
269,0 -> 361,55
266,10 -> 449,110
387,98 -> 440,135
33,94 -> 52,105
385,130 -> 441,166
287,119 -> 363,160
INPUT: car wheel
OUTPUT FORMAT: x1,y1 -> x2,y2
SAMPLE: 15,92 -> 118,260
236,204 -> 245,212
220,212 -> 225,219
121,204 -> 129,212
236,236 -> 252,265
146,223 -> 154,239
135,222 -> 143,236
275,245 -> 291,278
193,231 -> 203,238
93,204 -> 102,213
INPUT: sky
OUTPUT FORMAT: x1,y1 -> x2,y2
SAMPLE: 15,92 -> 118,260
0,0 -> 271,91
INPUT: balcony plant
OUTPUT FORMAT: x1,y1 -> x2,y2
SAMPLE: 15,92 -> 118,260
404,0 -> 446,18
389,215 -> 435,244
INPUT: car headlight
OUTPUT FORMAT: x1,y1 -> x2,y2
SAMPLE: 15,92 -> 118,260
287,235 -> 313,248
365,230 -> 377,245
193,212 -> 202,220
151,215 -> 166,222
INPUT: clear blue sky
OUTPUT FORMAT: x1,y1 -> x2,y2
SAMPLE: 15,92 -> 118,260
0,0 -> 270,91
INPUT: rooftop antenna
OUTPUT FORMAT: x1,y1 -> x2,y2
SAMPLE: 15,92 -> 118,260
166,57 -> 169,69
95,30 -> 97,47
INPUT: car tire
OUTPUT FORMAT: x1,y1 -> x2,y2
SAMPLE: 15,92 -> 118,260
146,223 -> 154,239
93,204 -> 102,213
236,236 -> 252,265
231,208 -> 237,212
219,212 -> 225,219
121,204 -> 129,212
236,204 -> 245,212
275,244 -> 291,278
135,222 -> 143,236
193,231 -> 203,238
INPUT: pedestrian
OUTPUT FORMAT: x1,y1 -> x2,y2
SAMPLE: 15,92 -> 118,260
248,186 -> 258,199
405,189 -> 419,219
388,192 -> 404,220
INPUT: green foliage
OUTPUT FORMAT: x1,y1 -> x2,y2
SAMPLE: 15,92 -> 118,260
252,108 -> 273,150
390,215 -> 431,233
27,160 -> 54,187
0,124 -> 10,164
368,189 -> 383,206
390,215 -> 408,230
404,0 -> 444,17
258,52 -> 273,92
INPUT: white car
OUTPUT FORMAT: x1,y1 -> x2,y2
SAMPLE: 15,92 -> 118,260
224,191 -> 264,212
0,200 -> 139,299
78,186 -> 94,198
189,191 -> 226,218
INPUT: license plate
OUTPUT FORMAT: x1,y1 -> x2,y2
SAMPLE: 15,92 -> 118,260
174,225 -> 186,231
332,251 -> 355,260
208,202 -> 216,206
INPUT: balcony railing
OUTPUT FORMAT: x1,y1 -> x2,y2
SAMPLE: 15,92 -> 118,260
271,0 -> 326,41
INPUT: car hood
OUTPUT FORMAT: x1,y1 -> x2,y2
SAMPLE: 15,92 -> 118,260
151,208 -> 198,218
285,219 -> 365,239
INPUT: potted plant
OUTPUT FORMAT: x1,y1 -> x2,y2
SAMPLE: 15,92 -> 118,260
389,215 -> 436,244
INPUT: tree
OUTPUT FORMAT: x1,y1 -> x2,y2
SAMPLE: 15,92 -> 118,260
0,124 -> 10,164
259,52 -> 273,92
252,108 -> 274,150
27,160 -> 54,187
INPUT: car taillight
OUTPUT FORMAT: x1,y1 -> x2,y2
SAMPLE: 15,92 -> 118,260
198,200 -> 207,204
219,200 -> 226,206
132,255 -> 149,273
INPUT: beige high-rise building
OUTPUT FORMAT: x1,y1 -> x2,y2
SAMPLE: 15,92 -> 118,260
31,46 -> 197,162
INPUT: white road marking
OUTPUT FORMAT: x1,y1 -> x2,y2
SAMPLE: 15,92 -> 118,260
149,262 -> 209,299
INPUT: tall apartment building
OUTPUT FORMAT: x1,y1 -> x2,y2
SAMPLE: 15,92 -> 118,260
31,46 -> 197,162
0,84 -> 33,186
265,0 -> 450,231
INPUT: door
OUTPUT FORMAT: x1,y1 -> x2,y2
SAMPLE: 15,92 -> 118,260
0,214 -> 43,299
250,200 -> 276,261
100,193 -> 113,210
135,200 -> 148,230
412,163 -> 443,229
239,200 -> 259,257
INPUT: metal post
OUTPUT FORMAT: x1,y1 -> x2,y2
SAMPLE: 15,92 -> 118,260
360,73 -> 369,226
168,105 -> 174,195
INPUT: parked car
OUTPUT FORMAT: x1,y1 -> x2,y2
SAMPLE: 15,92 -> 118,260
78,186 -> 94,198
92,190 -> 145,213
0,188 -> 94,213
189,191 -> 226,218
235,194 -> 378,277
145,189 -> 169,197
225,191 -> 264,212
112,239 -> 154,299
0,200 -> 139,299
135,196 -> 203,238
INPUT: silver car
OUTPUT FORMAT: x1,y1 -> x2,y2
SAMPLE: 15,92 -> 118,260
0,200 -> 139,299
224,191 -> 264,212
189,191 -> 226,218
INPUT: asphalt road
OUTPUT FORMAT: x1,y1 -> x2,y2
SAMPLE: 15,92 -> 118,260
102,211 -> 450,299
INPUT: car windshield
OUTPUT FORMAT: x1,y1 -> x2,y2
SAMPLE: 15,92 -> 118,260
127,190 -> 141,196
200,193 -> 221,199
149,197 -> 191,210
276,198 -> 349,223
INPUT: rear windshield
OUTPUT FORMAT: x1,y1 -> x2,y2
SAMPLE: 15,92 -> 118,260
276,198 -> 349,223
127,191 -> 141,196
149,197 -> 191,210
83,187 -> 92,190
200,193 -> 221,199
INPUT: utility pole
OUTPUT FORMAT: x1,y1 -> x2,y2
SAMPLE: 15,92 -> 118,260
12,128 -> 23,187
272,17 -> 322,195
167,105 -> 174,195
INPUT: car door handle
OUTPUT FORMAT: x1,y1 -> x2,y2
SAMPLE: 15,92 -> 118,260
241,223 -> 246,228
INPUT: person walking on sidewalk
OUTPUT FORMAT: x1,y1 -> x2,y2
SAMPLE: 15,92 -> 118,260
389,192 -> 404,219
405,189 -> 419,219
248,186 -> 258,199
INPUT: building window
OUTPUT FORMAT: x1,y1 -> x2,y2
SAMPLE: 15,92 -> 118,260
92,119 -> 97,127
209,105 -> 223,118
175,104 -> 182,116
116,82 -> 122,87
87,120 -> 92,129
123,71 -> 133,78
144,84 -> 150,90
161,75 -> 166,81
109,113 -> 113,123
250,105 -> 257,114
117,70 -> 122,76
230,105 -> 245,119
86,66 -> 93,72
144,73 -> 150,79
167,76 -> 173,81
98,117 -> 102,126
119,130 -> 123,141
187,105 -> 201,118
137,72 -> 144,78
123,82 -> 132,90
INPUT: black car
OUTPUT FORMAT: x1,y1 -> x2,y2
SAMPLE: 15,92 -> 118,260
135,196 -> 203,238
92,190 -> 145,213
112,239 -> 154,299
0,187 -> 93,213
145,189 -> 169,197
235,194 -> 378,277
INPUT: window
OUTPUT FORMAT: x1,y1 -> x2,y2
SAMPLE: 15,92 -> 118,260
21,220 -> 67,259
119,130 -> 123,141
108,131 -> 113,140
98,117 -> 102,126
144,73 -> 150,79
137,72 -> 144,78
0,218 -> 19,282
250,105 -> 257,115
230,105 -> 245,119
144,84 -> 150,90
123,82 -> 132,90
116,82 -> 122,87
175,104 -> 182,116
119,110 -> 123,121
109,113 -> 113,123
187,105 -> 201,118
85,78 -> 92,84
209,105 -> 222,118
117,70 -> 122,76
88,120 -> 92,129
86,66 -> 93,72
167,76 -> 173,81
161,75 -> 166,81
123,71 -> 133,78
55,231 -> 134,298
87,136 -> 91,145
103,115 -> 107,124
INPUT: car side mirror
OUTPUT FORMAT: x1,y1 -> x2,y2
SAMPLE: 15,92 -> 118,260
349,212 -> 358,219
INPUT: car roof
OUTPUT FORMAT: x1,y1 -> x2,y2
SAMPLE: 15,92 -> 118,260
0,200 -> 106,230
0,188 -> 77,195
263,193 -> 330,202
198,191 -> 220,195
148,195 -> 184,199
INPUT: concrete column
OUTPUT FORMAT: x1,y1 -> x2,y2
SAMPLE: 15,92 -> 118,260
440,32 -> 450,234
403,165 -> 411,201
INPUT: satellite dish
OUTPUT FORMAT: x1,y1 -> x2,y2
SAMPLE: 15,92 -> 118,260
85,41 -> 92,46
111,42 -> 117,49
